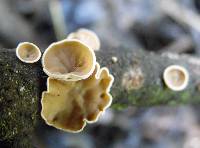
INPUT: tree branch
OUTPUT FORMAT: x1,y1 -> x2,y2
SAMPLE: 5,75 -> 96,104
1,45 -> 200,146
97,44 -> 200,108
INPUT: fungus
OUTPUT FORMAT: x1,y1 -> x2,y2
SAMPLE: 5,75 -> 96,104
42,39 -> 96,81
16,42 -> 41,63
111,56 -> 118,63
41,63 -> 114,132
163,65 -> 189,91
67,28 -> 100,51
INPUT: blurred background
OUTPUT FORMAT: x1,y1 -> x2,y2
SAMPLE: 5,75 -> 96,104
1,0 -> 200,147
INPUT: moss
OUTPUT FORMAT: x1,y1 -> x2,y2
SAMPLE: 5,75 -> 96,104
124,85 -> 200,106
111,103 -> 128,110
111,84 -> 200,108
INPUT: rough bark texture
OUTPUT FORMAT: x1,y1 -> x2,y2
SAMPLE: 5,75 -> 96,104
1,46 -> 200,147
97,44 -> 200,109
0,49 -> 44,148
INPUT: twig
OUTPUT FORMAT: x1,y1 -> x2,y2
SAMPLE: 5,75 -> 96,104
160,0 -> 200,32
158,35 -> 194,53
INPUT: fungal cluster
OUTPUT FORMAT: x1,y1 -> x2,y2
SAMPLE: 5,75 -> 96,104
41,63 -> 113,132
15,29 -> 111,133
15,29 -> 114,132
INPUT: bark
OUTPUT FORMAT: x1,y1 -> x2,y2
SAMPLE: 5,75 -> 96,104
0,49 -> 44,147
97,44 -> 200,109
1,45 -> 200,146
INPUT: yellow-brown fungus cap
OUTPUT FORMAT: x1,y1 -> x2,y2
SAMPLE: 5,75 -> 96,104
41,63 -> 114,132
16,42 -> 41,63
42,39 -> 96,81
163,65 -> 189,91
67,28 -> 100,51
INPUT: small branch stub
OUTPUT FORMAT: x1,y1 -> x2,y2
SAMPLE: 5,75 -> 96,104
16,42 -> 41,63
163,65 -> 189,91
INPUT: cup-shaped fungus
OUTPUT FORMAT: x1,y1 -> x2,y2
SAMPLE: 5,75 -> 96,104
41,63 -> 114,132
16,42 -> 41,63
42,39 -> 96,81
67,28 -> 100,51
163,65 -> 189,91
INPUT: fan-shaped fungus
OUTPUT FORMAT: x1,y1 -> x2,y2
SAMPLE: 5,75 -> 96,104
67,28 -> 100,51
163,65 -> 189,91
41,63 -> 114,132
42,39 -> 96,81
16,42 -> 41,63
